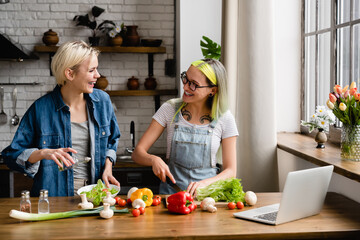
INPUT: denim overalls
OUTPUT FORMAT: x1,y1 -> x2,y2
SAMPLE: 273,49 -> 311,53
159,102 -> 218,194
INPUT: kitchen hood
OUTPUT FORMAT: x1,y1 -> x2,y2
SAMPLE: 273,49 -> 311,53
0,32 -> 39,61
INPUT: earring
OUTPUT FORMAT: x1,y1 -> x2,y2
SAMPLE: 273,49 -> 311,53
209,93 -> 213,97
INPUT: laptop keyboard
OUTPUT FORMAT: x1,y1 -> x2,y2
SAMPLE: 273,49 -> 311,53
255,211 -> 278,221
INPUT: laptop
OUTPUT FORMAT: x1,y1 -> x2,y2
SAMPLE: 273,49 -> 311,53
233,165 -> 334,225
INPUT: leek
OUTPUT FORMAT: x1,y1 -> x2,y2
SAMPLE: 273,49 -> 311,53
9,206 -> 128,221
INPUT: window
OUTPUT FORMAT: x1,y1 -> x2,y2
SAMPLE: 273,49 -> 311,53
302,0 -> 360,137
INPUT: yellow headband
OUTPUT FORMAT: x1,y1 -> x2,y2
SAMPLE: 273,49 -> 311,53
191,60 -> 217,85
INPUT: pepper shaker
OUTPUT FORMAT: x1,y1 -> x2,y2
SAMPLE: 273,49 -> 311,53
20,190 -> 31,213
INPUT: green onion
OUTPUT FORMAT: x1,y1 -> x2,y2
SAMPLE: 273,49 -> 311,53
9,206 -> 128,221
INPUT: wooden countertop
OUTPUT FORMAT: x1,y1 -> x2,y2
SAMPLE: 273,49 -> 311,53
277,132 -> 360,182
0,192 -> 359,239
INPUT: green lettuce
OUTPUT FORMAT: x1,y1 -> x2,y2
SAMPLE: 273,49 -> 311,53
196,178 -> 245,203
81,179 -> 117,206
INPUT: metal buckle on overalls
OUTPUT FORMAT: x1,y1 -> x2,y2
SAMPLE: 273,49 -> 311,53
208,129 -> 212,133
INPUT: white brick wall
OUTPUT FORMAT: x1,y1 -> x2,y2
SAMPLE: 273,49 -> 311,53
0,0 -> 176,156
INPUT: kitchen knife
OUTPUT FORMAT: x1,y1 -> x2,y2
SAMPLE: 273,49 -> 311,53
166,177 -> 183,192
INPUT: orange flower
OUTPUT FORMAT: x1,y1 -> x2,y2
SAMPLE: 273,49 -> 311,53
350,87 -> 357,96
342,85 -> 349,93
350,81 -> 357,90
355,93 -> 360,101
329,93 -> 337,103
334,85 -> 342,94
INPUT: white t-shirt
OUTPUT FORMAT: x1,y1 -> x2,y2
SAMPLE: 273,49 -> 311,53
153,101 -> 239,166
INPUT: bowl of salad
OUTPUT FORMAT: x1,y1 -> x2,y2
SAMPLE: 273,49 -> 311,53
77,179 -> 120,205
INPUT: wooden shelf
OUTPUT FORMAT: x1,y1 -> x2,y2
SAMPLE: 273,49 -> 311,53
34,45 -> 166,54
106,89 -> 177,96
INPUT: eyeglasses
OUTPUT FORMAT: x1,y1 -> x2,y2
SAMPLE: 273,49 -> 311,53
180,71 -> 216,91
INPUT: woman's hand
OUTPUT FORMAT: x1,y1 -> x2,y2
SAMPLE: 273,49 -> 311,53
151,156 -> 176,184
31,147 -> 77,168
186,180 -> 209,197
102,158 -> 120,188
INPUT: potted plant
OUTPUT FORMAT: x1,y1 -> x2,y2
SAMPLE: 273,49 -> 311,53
107,23 -> 126,46
73,6 -> 115,46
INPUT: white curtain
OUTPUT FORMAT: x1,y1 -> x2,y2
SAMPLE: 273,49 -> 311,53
222,0 -> 278,191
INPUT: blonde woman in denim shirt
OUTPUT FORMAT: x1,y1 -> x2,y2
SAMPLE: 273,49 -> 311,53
2,41 -> 120,197
132,59 -> 238,196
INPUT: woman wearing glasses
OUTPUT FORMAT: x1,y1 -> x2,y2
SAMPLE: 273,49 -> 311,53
132,59 -> 238,196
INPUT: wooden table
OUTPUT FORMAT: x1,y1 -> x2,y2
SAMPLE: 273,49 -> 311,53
0,192 -> 359,239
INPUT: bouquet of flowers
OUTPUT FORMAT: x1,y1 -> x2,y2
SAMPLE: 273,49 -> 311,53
108,23 -> 125,38
301,105 -> 335,132
326,82 -> 360,125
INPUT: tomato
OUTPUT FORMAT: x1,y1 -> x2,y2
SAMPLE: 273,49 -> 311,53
115,196 -> 121,204
227,202 -> 236,210
127,198 -> 132,205
132,209 -> 140,217
117,198 -> 126,207
102,189 -> 109,193
154,195 -> 161,201
152,198 -> 160,206
236,201 -> 244,209
139,207 -> 145,215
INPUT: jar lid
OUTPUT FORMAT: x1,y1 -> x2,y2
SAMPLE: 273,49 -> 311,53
44,29 -> 58,36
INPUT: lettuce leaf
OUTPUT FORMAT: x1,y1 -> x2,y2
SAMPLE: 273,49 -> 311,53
196,178 -> 245,203
81,179 -> 117,206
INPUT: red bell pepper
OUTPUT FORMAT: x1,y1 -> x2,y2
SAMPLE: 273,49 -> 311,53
167,192 -> 196,214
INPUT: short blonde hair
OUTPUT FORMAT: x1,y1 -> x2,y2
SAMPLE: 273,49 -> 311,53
51,41 -> 100,86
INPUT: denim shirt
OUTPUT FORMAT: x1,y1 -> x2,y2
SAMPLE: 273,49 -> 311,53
1,85 -> 120,197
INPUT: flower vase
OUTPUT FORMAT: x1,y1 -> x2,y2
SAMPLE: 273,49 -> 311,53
109,35 -> 123,46
341,124 -> 360,161
315,128 -> 327,149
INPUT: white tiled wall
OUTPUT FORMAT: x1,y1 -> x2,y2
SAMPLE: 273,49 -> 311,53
0,0 -> 176,155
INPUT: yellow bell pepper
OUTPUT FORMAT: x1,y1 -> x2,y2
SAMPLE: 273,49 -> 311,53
130,188 -> 153,207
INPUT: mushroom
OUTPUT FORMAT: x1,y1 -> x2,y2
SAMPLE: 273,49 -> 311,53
245,191 -> 257,206
200,197 -> 217,213
127,187 -> 138,199
103,191 -> 116,206
100,203 -> 114,219
132,199 -> 146,209
78,193 -> 94,209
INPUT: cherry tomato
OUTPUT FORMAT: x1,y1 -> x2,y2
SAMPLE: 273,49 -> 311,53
115,196 -> 121,204
117,198 -> 126,207
132,209 -> 140,217
139,207 -> 145,215
102,189 -> 109,193
152,198 -> 160,206
227,202 -> 236,210
236,201 -> 244,209
154,195 -> 162,201
127,198 -> 132,205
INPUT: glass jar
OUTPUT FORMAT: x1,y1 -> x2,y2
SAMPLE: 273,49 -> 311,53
38,189 -> 50,214
20,190 -> 31,213
341,124 -> 360,161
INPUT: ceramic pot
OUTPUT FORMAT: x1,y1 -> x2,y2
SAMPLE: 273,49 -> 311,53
144,76 -> 157,90
42,29 -> 59,46
88,37 -> 100,46
94,75 -> 108,90
341,124 -> 360,161
315,128 -> 327,149
127,76 -> 139,90
125,25 -> 140,46
109,35 -> 123,46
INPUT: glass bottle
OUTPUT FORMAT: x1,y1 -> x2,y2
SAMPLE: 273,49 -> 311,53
38,189 -> 50,214
58,157 -> 91,171
20,190 -> 31,213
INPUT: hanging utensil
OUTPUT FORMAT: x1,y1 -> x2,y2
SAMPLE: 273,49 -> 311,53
0,87 -> 7,124
11,87 -> 19,126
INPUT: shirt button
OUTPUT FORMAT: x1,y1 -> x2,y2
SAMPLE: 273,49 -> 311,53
208,129 -> 212,133
102,131 -> 105,135
43,141 -> 46,144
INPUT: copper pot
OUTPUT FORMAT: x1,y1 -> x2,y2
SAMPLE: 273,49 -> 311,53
42,29 -> 59,46
144,76 -> 157,90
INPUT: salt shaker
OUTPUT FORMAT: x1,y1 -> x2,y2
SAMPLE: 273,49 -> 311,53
58,156 -> 91,171
38,189 -> 50,214
20,190 -> 31,213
